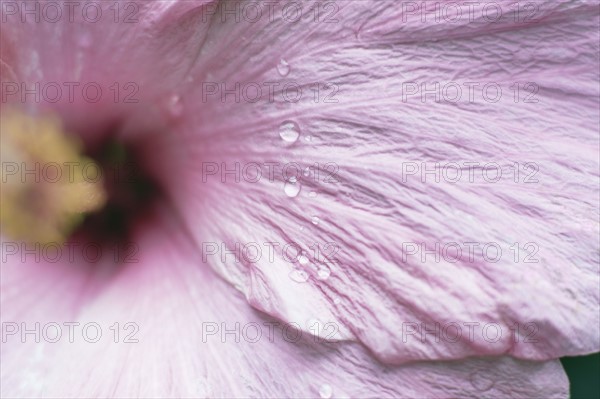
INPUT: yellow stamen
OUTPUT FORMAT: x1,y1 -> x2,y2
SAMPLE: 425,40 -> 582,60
1,108 -> 107,244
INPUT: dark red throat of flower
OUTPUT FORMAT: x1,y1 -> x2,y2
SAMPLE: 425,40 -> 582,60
71,138 -> 163,249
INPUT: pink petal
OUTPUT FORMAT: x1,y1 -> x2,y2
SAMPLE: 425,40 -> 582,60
1,216 -> 569,398
0,0 -> 216,141
160,0 -> 600,363
2,0 -> 597,386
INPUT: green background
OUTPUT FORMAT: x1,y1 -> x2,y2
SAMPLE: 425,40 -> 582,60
561,353 -> 600,398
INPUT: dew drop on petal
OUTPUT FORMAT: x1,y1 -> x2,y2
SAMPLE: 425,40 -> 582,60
284,178 -> 301,197
317,265 -> 331,280
311,216 -> 320,225
470,370 -> 495,392
166,94 -> 183,118
304,135 -> 312,142
297,254 -> 309,265
333,297 -> 341,305
289,269 -> 309,283
319,383 -> 333,399
279,120 -> 300,143
309,191 -> 317,198
277,58 -> 290,76
303,167 -> 311,177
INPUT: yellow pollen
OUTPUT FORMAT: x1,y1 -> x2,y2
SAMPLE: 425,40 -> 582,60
1,108 -> 107,244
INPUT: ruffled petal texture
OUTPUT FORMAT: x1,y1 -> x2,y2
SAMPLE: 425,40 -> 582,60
1,0 -> 597,397
160,0 -> 600,363
1,213 -> 570,398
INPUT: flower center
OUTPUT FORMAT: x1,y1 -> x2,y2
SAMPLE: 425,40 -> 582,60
73,138 -> 162,245
1,108 -> 106,243
1,108 -> 163,261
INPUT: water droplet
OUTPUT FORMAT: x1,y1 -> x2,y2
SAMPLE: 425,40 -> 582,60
303,167 -> 311,177
308,191 -> 317,198
311,216 -> 320,225
297,254 -> 309,265
333,297 -> 341,305
317,265 -> 331,280
319,383 -> 333,399
470,371 -> 495,391
284,178 -> 301,197
304,135 -> 312,142
279,121 -> 300,143
277,58 -> 290,76
289,269 -> 309,283
166,94 -> 183,118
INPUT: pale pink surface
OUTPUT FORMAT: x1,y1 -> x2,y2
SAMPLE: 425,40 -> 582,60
1,0 -> 599,397
1,212 -> 570,398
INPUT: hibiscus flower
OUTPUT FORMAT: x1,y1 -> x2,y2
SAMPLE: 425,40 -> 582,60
1,0 -> 598,398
